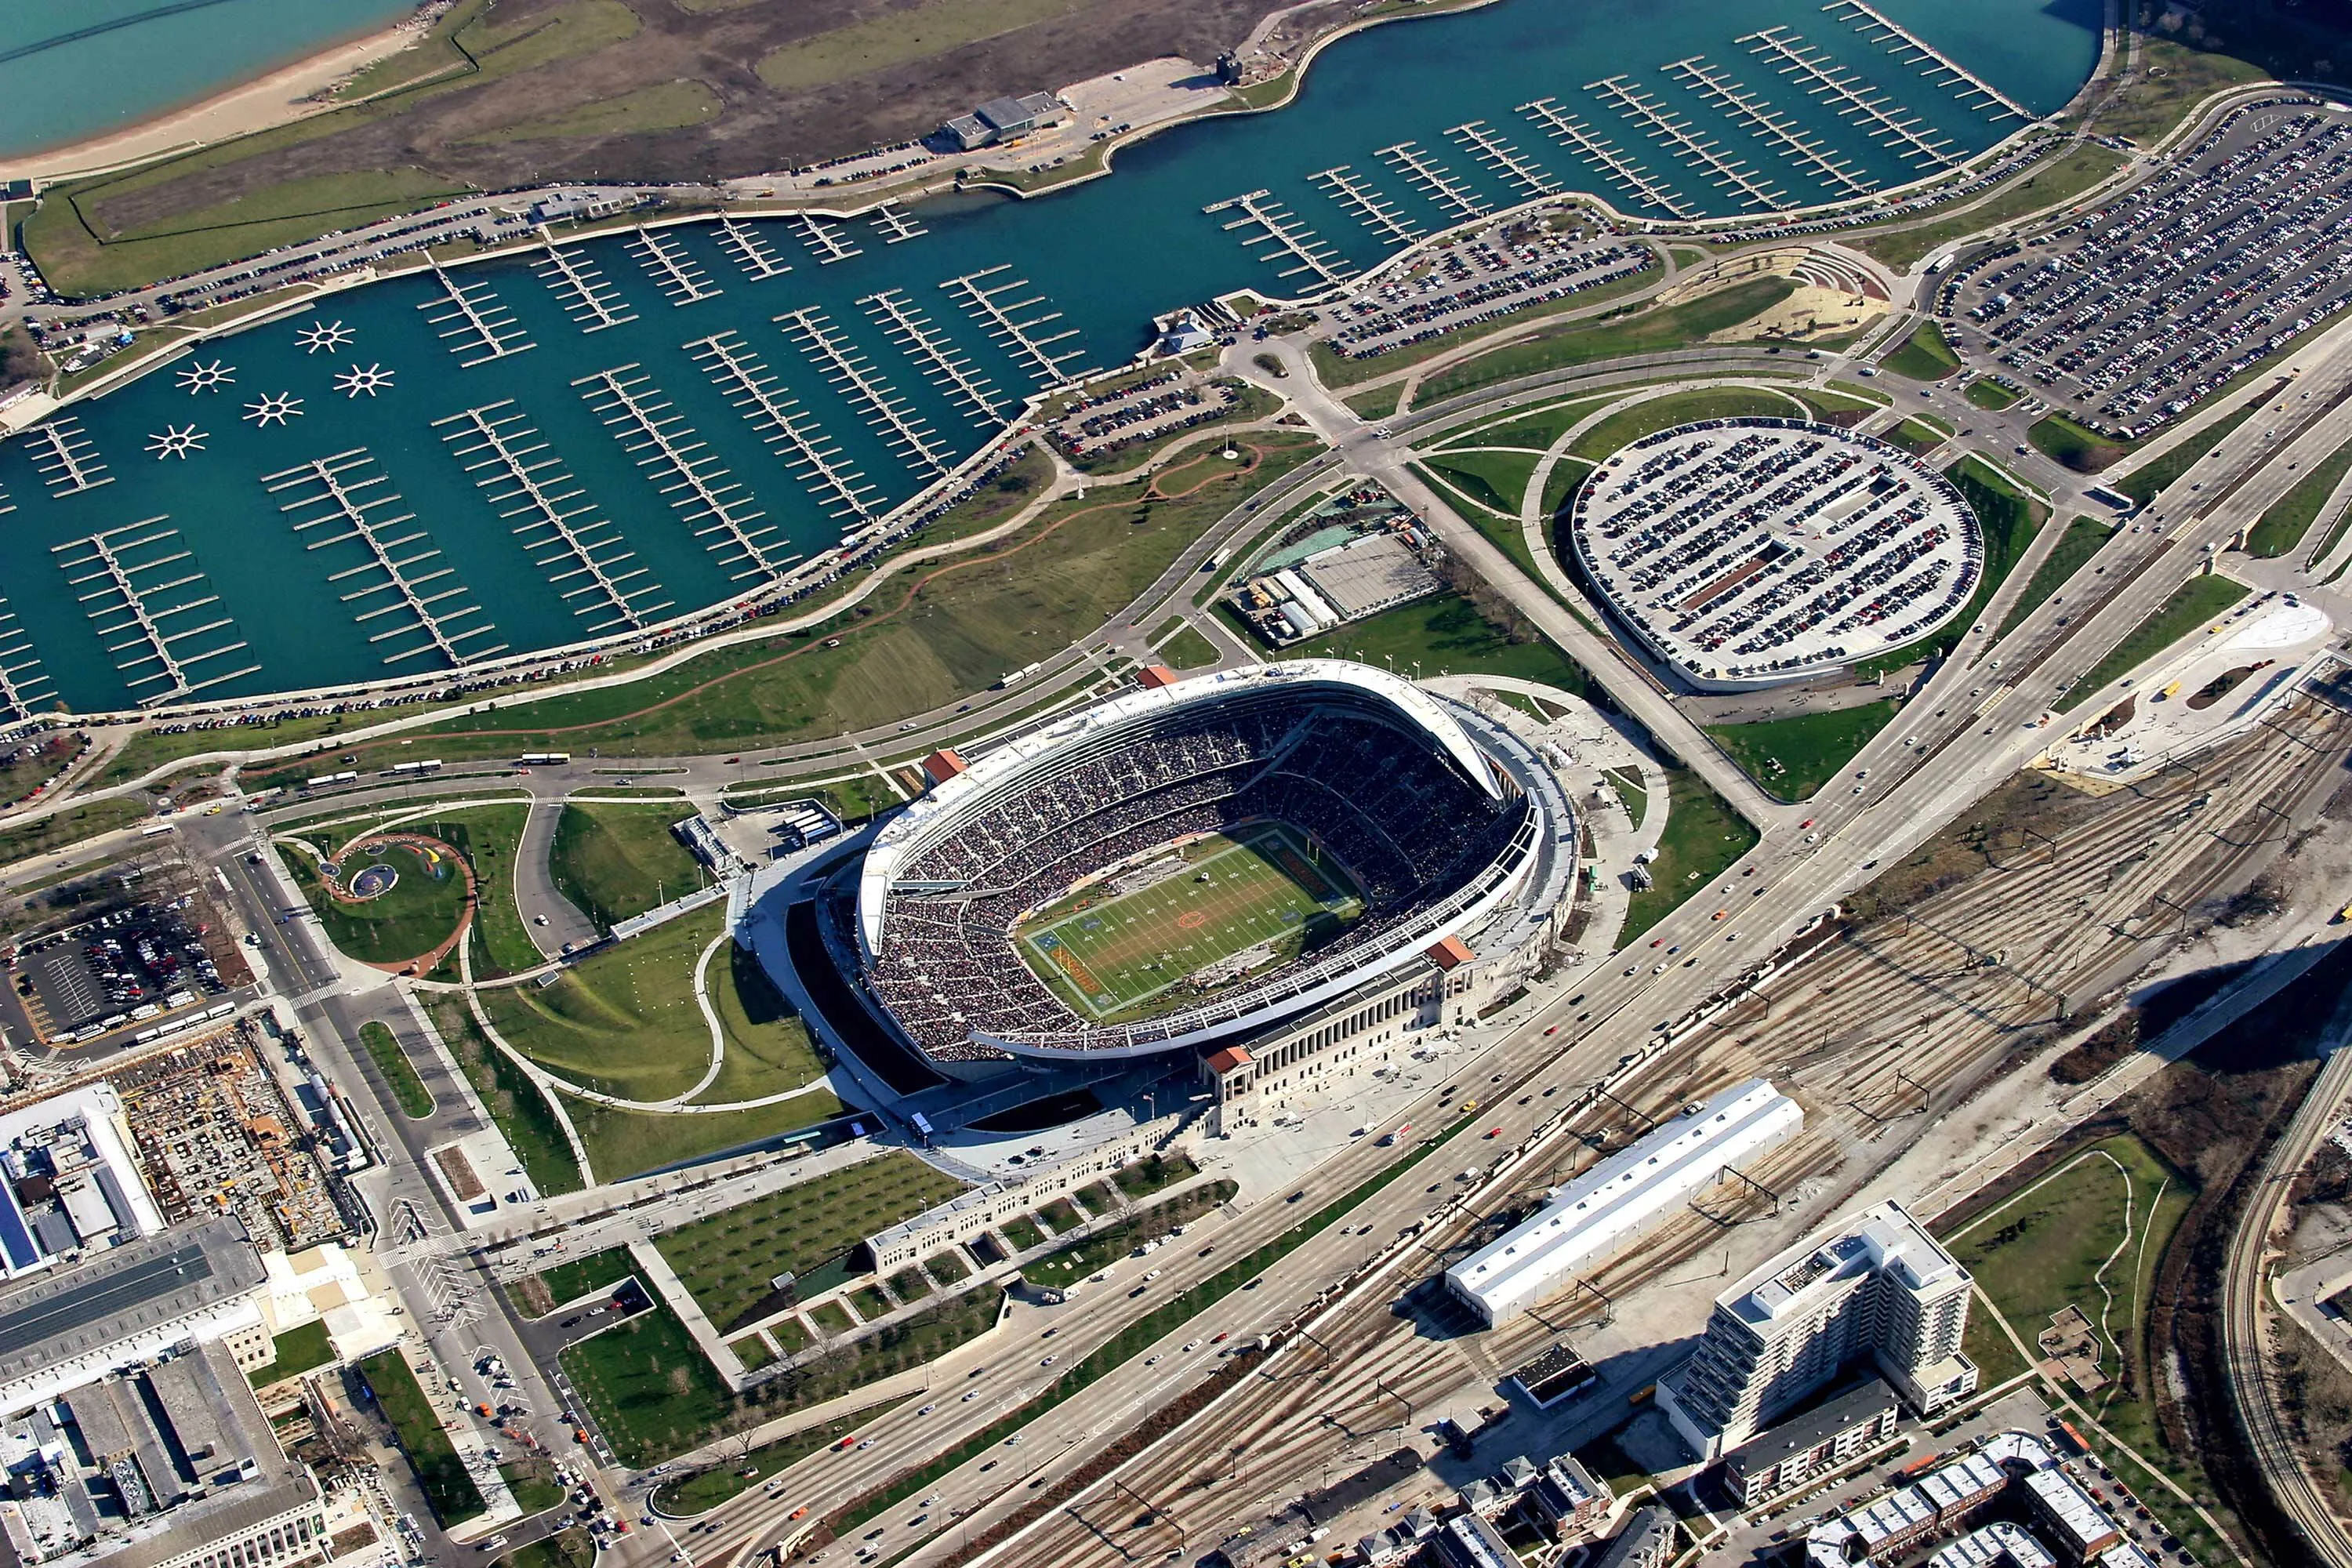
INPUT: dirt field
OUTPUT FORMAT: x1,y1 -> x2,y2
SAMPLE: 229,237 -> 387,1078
59,0 -> 1287,249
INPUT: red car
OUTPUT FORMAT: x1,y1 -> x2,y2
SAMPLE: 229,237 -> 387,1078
1485,1127 -> 1502,1138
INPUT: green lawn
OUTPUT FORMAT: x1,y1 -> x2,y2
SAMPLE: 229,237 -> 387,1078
358,1022 -> 434,1120
2116,401 -> 2267,506
1704,701 -> 1902,802
482,908 -> 726,1101
0,799 -> 150,867
1964,378 -> 2023,411
1414,278 -> 1798,407
1795,387 -> 1887,422
1022,1181 -> 1237,1288
443,804 -> 538,978
808,1301 -> 856,1336
534,1247 -> 637,1310
695,942 -> 828,1104
2246,437 -> 2352,558
361,1350 -> 485,1525
1602,767 -> 1647,829
655,1152 -> 966,1334
651,1399 -> 906,1514
492,1528 -> 593,1568
549,803 -> 707,933
467,78 -> 720,143
425,996 -> 584,1196
560,1087 -> 848,1184
1621,764 -> 1758,944
1160,624 -> 1221,670
1879,321 -> 1959,381
2056,575 -> 2250,712
1306,264 -> 1665,390
1290,593 -> 1592,696
2029,413 -> 2129,474
500,1457 -> 568,1517
1853,144 -> 2127,269
301,437 -> 1323,768
1882,418 -> 1949,456
1421,450 -> 1537,514
1886,457 -> 2047,673
1567,387 -> 1798,463
247,1320 -> 336,1387
560,1301 -> 737,1467
279,838 -> 467,967
1431,393 -> 1619,455
1996,518 -> 2116,641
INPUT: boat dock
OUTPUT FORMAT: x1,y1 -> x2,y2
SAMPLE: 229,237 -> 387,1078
1445,120 -> 1560,198
794,213 -> 863,265
1376,140 -> 1490,220
862,288 -> 1007,423
1308,166 -> 1423,245
685,329 -> 880,524
938,266 -> 1096,387
716,217 -> 794,281
432,400 -> 666,633
0,600 -> 56,722
1824,0 -> 2031,121
532,237 -> 637,332
775,306 -> 953,474
1585,74 -> 1792,211
418,264 -> 535,366
627,230 -> 724,307
573,362 -> 784,583
53,520 -> 257,702
265,449 -> 505,668
1517,97 -> 1697,219
868,201 -> 927,245
1662,56 -> 1878,197
1203,190 -> 1358,292
1740,27 -> 1963,168
27,416 -> 112,497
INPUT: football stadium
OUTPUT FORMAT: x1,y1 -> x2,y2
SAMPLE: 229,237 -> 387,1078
843,660 -> 1569,1065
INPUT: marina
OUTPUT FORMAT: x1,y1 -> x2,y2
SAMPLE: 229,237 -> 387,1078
0,0 -> 2098,713
1740,25 -> 1965,169
53,521 -> 256,704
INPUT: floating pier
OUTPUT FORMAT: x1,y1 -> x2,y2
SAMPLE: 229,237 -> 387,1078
627,230 -> 724,307
433,401 -> 669,633
1202,191 -> 1358,292
861,289 -> 1007,423
793,213 -> 862,265
26,417 -> 112,497
716,218 -> 794,281
775,307 -> 953,474
1740,27 -> 1962,168
1375,140 -> 1490,220
0,599 -> 57,722
1308,166 -> 1423,245
685,329 -> 880,524
0,481 -> 13,517
1585,74 -> 1793,211
1824,0 -> 2030,121
418,264 -> 535,366
533,237 -> 637,332
1518,98 -> 1697,219
1444,120 -> 1560,199
868,201 -> 927,245
1662,56 -> 1878,197
575,363 -> 787,583
264,449 -> 506,668
52,521 -> 259,703
938,266 -> 1096,388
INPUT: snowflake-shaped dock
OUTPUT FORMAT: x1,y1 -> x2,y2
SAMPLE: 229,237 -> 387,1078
296,321 -> 355,354
243,392 -> 304,427
333,363 -> 395,397
176,359 -> 234,394
146,425 -> 207,459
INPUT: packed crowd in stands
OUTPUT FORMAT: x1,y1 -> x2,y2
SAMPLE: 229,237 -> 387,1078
1319,227 -> 1654,359
1571,419 -> 1979,682
1944,104 -> 2352,437
865,702 -> 1524,1054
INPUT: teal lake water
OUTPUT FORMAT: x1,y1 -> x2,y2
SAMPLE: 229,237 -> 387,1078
0,0 -> 2099,715
0,0 -> 415,157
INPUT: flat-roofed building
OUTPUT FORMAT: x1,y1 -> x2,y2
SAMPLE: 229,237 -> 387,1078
1440,1510 -> 1518,1568
1523,1455 -> 1607,1541
1928,1522 -> 2059,1568
2024,1468 -> 2124,1561
1720,1377 -> 1900,1506
1658,1200 -> 1976,1460
1443,1080 -> 1802,1325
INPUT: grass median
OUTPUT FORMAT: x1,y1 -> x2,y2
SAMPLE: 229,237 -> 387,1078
1704,701 -> 1902,803
550,802 -> 706,933
361,1350 -> 485,1526
2056,574 -> 2250,713
1619,763 -> 1758,944
358,1022 -> 434,1119
1413,278 -> 1797,408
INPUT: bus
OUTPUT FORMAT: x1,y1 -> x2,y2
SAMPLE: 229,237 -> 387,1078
520,752 -> 571,765
137,820 -> 175,837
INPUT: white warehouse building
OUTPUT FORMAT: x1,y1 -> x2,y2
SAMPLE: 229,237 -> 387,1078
1443,1080 -> 1803,1326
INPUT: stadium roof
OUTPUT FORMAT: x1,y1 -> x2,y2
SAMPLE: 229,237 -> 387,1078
860,659 -> 1501,952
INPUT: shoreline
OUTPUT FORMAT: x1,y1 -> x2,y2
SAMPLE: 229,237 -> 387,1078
0,11 -> 426,188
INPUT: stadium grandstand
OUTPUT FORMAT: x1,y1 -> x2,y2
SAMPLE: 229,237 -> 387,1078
840,661 -> 1566,1065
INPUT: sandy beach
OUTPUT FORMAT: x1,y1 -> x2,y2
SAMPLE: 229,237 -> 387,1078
0,16 -> 426,188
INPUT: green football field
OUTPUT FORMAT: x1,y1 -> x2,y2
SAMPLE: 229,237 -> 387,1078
1017,825 -> 1364,1020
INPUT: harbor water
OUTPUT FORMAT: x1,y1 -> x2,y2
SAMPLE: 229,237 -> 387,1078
0,0 -> 2100,714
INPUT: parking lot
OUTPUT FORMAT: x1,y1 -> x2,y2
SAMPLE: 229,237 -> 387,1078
1317,218 -> 1655,361
1568,419 -> 1980,687
1939,101 -> 2352,437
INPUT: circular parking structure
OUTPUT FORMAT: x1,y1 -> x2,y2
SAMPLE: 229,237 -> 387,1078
1567,417 -> 1982,691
